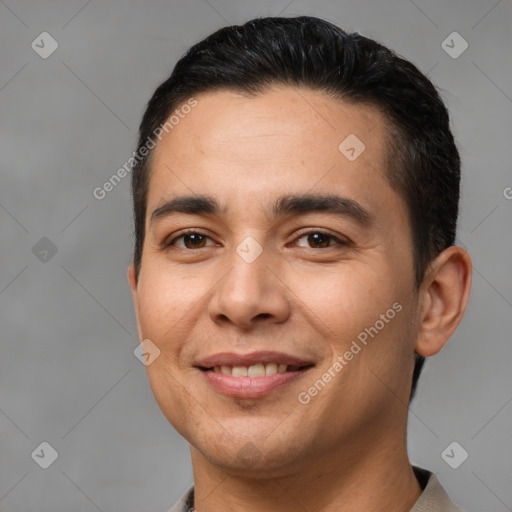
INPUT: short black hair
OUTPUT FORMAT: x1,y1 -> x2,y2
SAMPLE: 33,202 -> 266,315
131,16 -> 461,401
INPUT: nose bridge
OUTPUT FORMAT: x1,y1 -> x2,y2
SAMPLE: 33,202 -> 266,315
208,235 -> 290,328
221,236 -> 272,307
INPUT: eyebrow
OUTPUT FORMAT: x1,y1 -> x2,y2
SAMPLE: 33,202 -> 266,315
150,193 -> 373,228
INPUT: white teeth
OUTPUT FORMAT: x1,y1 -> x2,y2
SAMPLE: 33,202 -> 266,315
212,362 -> 289,377
248,363 -> 266,377
265,362 -> 278,376
232,366 -> 248,377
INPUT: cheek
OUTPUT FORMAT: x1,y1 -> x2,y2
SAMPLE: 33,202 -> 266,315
134,267 -> 205,370
136,264 -> 200,331
293,263 -> 412,393
292,263 -> 399,342
135,268 -> 203,427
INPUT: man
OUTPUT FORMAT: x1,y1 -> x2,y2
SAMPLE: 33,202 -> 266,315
127,16 -> 472,512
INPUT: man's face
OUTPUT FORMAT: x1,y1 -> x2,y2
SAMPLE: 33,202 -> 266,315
129,87 -> 420,475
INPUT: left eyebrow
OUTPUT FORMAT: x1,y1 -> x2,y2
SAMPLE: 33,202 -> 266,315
270,193 -> 374,228
149,193 -> 373,228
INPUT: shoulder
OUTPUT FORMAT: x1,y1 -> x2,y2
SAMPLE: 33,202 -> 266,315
165,469 -> 464,512
164,485 -> 195,512
411,466 -> 464,512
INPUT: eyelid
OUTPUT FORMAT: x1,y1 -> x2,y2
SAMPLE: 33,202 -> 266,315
164,228 -> 216,248
164,228 -> 351,249
292,228 -> 351,248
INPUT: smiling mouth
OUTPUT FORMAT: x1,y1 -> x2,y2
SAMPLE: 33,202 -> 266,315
200,363 -> 313,377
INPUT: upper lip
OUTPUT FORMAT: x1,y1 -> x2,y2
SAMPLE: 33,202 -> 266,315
195,350 -> 315,369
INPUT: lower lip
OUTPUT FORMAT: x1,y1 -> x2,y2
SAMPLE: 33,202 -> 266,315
200,368 -> 311,398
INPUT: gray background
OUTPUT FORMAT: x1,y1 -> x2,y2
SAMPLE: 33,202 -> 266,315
1,0 -> 511,511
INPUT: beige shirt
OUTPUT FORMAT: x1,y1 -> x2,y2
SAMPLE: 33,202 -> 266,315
166,466 -> 463,512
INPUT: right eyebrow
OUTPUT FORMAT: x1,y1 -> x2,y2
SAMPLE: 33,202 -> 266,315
150,195 -> 222,226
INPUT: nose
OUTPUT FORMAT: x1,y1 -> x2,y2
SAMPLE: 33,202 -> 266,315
208,241 -> 291,331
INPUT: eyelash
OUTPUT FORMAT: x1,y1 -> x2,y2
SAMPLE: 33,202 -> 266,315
164,229 -> 350,250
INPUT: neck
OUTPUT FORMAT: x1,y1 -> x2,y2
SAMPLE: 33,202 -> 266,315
189,427 -> 422,512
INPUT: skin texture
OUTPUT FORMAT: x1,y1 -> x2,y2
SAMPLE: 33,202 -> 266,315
128,87 -> 472,512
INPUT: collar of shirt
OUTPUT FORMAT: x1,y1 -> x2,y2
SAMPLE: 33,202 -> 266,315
165,466 -> 463,512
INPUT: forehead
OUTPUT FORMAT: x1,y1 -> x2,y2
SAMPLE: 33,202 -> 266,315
147,86 -> 398,221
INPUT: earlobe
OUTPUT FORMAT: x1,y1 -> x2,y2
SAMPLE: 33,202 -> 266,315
415,246 -> 472,357
127,263 -> 143,342
127,263 -> 138,293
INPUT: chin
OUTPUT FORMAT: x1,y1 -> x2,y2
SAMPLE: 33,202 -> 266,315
201,444 -> 300,475
188,419 -> 310,474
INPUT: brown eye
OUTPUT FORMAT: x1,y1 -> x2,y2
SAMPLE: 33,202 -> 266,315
167,231 -> 215,249
295,231 -> 347,249
306,232 -> 331,248
182,233 -> 207,249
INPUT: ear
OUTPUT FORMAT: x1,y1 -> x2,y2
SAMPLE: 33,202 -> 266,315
127,263 -> 143,342
415,246 -> 472,357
